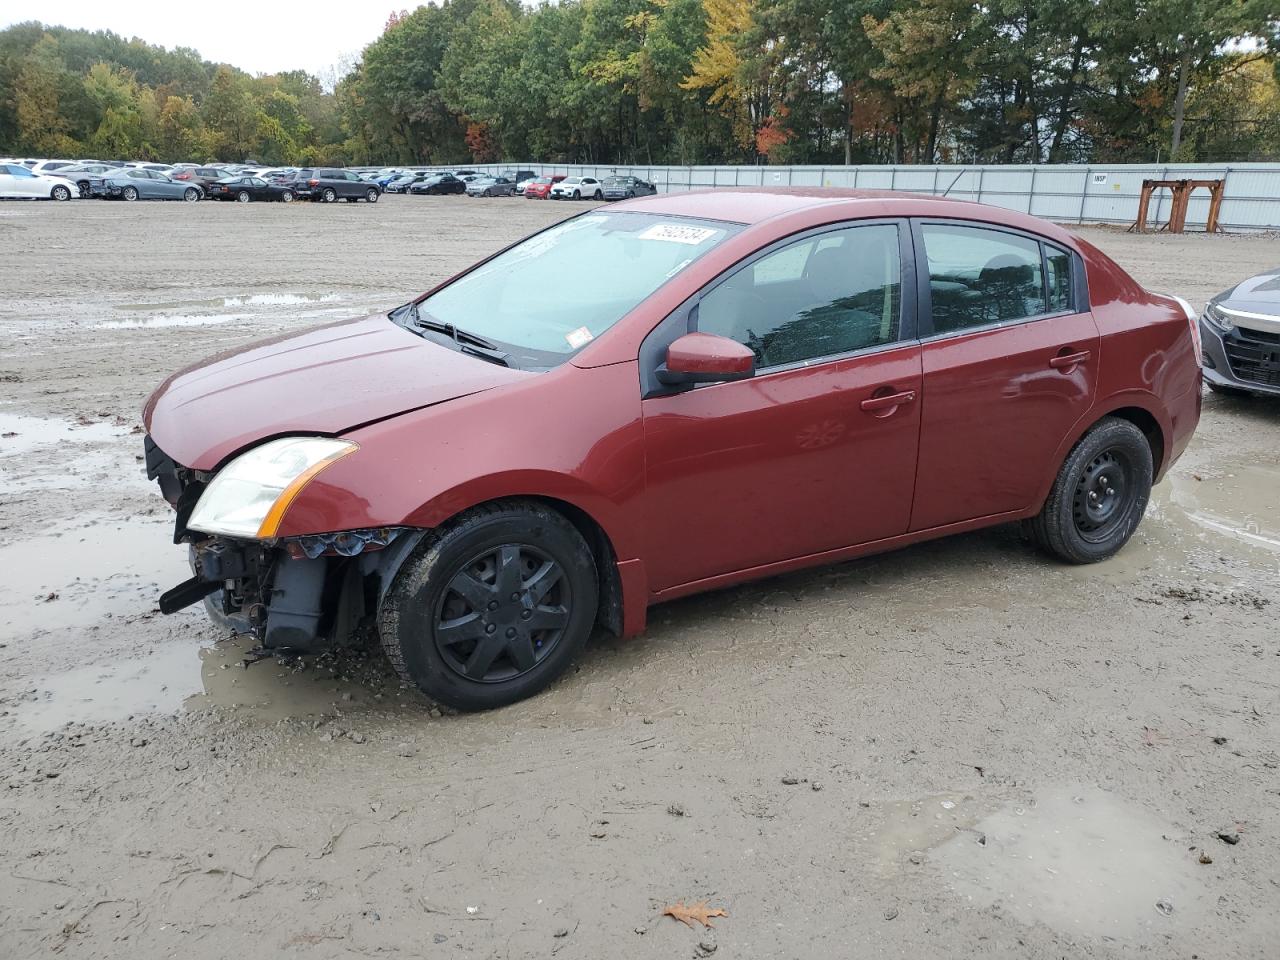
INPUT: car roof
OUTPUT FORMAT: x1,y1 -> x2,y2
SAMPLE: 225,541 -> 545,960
617,187 -> 1082,243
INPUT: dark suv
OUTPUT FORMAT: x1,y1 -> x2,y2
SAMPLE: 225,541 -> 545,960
306,168 -> 382,203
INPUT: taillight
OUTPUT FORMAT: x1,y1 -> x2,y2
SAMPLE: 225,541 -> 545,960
308,179 -> 319,186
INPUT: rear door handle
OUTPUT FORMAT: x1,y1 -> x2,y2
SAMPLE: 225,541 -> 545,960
860,389 -> 917,413
1049,350 -> 1091,370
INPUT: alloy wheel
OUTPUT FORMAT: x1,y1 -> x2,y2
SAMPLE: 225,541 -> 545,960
433,543 -> 572,683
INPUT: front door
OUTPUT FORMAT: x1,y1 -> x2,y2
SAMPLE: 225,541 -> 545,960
909,221 -> 1099,530
641,221 -> 922,591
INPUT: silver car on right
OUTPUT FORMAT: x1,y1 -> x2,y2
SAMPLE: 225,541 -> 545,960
1200,267 -> 1280,397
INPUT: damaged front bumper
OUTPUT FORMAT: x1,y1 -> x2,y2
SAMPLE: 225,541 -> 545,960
146,435 -> 424,653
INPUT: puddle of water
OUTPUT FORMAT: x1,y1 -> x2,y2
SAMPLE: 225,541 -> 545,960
92,314 -> 250,330
0,412 -> 127,458
861,794 -> 985,874
0,517 -> 187,642
934,788 -> 1209,940
15,634 -> 404,733
1063,458 -> 1280,583
1167,464 -> 1280,554
222,293 -> 342,307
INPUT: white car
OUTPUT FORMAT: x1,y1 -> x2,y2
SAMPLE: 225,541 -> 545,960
30,159 -> 78,175
549,176 -> 604,200
0,163 -> 77,200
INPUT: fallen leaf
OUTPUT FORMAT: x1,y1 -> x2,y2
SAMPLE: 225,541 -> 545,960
663,901 -> 727,929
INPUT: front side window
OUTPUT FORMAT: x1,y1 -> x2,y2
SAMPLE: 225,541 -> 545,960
412,212 -> 740,367
697,223 -> 903,369
921,223 -> 1046,333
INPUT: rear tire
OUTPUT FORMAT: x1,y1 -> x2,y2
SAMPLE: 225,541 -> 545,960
237,190 -> 251,202
1029,417 -> 1153,564
122,186 -> 138,201
321,187 -> 336,203
281,190 -> 294,203
379,501 -> 598,711
593,190 -> 603,200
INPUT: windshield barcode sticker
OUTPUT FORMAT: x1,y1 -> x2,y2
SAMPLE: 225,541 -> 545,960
638,224 -> 719,245
566,326 -> 594,349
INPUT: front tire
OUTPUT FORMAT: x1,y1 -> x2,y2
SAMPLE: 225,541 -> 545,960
1029,417 -> 1153,564
51,184 -> 71,201
572,190 -> 581,200
366,188 -> 379,203
379,501 -> 598,711
183,188 -> 199,202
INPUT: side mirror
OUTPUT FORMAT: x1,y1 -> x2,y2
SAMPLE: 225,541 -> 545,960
657,332 -> 755,386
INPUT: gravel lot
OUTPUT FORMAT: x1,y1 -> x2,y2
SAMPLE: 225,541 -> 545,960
1,195 -> 1278,959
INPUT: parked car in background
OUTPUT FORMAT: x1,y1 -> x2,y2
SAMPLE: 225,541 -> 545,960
286,168 -> 317,198
385,173 -> 429,194
550,176 -> 603,200
170,166 -> 234,192
523,175 -> 566,199
500,169 -> 537,190
0,163 -> 77,200
142,189 -> 1202,712
306,169 -> 381,203
96,167 -> 203,201
1199,268 -> 1280,398
601,175 -> 657,201
409,173 -> 466,195
42,163 -> 117,197
30,159 -> 77,175
465,176 -> 517,198
206,176 -> 296,203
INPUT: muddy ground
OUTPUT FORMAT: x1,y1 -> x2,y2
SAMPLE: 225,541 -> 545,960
0,196 -> 1277,959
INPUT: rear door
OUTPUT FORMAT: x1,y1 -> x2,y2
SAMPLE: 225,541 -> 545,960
909,220 -> 1098,531
640,220 -> 922,591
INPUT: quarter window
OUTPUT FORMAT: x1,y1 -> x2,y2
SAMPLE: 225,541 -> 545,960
921,223 -> 1046,334
697,223 -> 903,369
1045,246 -> 1074,313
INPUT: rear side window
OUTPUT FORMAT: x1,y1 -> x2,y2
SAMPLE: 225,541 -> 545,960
698,223 -> 903,369
1045,246 -> 1074,313
920,223 -> 1046,333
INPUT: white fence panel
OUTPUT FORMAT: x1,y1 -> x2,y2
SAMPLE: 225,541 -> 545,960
408,161 -> 1280,230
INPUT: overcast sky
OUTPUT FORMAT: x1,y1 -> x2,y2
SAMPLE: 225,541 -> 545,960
4,6 -> 397,78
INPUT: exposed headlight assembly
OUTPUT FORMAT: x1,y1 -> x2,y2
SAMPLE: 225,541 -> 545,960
187,436 -> 358,540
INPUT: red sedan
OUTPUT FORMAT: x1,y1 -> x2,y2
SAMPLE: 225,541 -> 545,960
145,189 -> 1202,710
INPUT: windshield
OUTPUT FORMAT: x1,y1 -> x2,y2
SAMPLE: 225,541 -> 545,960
409,211 -> 741,369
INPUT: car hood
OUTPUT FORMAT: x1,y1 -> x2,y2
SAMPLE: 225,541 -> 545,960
144,314 -> 531,470
1216,268 -> 1280,316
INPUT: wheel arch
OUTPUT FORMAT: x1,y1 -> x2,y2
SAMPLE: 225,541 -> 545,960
383,493 -> 628,638
1033,393 -> 1171,511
